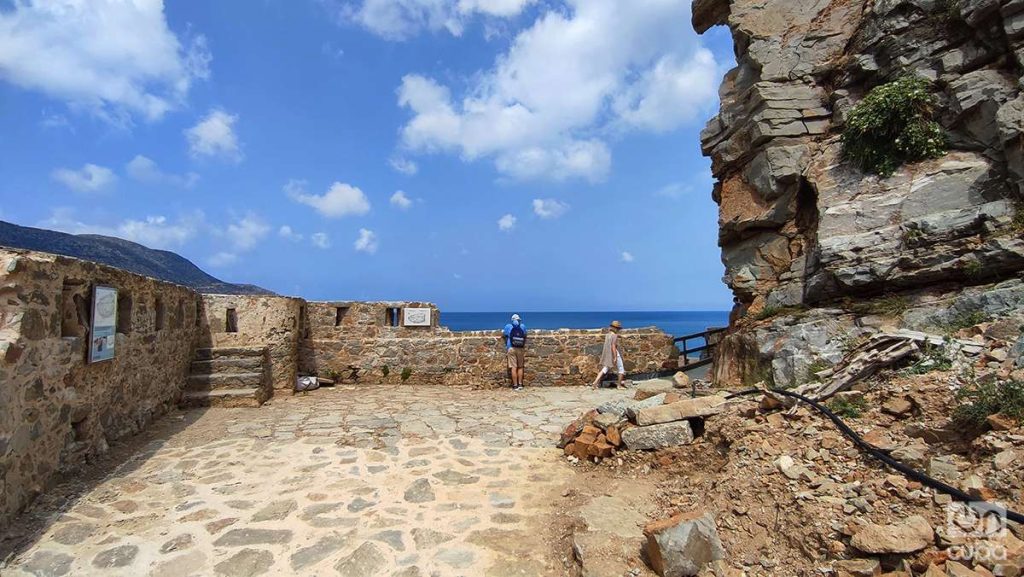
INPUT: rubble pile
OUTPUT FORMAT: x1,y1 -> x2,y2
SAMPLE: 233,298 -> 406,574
563,328 -> 1024,577
557,373 -> 731,462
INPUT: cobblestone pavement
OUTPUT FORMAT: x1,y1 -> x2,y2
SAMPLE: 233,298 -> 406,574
3,385 -> 629,577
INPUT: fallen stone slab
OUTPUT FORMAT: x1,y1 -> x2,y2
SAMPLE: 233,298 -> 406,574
622,421 -> 694,451
643,511 -> 725,576
597,393 -> 666,418
630,396 -> 730,426
850,516 -> 933,554
635,379 -> 676,400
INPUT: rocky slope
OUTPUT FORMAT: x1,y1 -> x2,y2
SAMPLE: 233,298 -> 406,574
0,221 -> 273,295
693,0 -> 1024,386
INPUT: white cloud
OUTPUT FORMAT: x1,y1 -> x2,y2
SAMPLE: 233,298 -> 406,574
0,0 -> 210,123
222,213 -> 270,251
40,111 -> 71,131
288,180 -> 372,218
334,0 -> 533,41
321,41 -> 345,59
279,225 -> 303,241
185,109 -> 242,161
39,208 -> 202,250
126,155 -> 199,188
311,232 -> 331,249
457,0 -> 533,17
532,198 -> 569,219
51,163 -> 117,193
389,156 -> 419,175
390,190 -> 413,210
354,228 -> 378,253
207,252 -> 238,267
497,213 -> 516,231
396,0 -> 719,182
621,251 -> 634,263
656,168 -> 713,199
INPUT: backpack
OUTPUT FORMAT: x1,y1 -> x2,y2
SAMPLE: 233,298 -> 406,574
509,324 -> 527,348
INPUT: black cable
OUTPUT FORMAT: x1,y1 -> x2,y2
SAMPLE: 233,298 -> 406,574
725,387 -> 1024,525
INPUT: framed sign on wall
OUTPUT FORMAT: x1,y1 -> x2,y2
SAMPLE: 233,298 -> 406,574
89,285 -> 117,363
403,307 -> 431,327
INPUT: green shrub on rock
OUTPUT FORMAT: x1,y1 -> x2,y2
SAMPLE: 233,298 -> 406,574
954,380 -> 1024,427
841,75 -> 946,177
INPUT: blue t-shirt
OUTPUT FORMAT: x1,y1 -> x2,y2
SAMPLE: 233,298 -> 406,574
502,322 -> 526,349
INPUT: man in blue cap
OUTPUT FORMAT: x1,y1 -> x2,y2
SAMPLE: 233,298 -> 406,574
503,313 -> 527,390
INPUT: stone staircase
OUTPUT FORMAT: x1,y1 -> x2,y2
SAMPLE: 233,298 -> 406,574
181,346 -> 270,408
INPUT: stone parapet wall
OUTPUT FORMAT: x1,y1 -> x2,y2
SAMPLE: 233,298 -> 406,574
0,248 -> 199,526
300,327 -> 677,388
197,294 -> 303,391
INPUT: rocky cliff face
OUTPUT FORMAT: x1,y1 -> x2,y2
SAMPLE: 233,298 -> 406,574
694,0 -> 1024,385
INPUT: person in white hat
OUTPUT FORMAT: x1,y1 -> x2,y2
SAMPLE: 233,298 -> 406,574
502,313 -> 528,390
591,320 -> 625,388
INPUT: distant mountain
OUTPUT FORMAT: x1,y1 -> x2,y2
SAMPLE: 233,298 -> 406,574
0,221 -> 275,296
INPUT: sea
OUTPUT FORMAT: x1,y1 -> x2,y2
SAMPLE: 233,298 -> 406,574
441,311 -> 729,340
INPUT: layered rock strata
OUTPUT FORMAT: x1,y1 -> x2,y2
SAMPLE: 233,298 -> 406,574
694,0 -> 1024,385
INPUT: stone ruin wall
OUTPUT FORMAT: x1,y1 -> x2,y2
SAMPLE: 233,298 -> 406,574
298,301 -> 679,387
197,294 -> 303,392
693,0 -> 1024,386
0,248 -> 200,526
0,248 -> 680,526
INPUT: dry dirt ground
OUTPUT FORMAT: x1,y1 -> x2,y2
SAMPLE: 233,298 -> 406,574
0,384 -> 664,577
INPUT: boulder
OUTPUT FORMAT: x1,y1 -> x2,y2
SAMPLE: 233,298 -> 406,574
673,372 -> 692,389
882,397 -> 914,417
622,421 -> 694,450
988,412 -> 1019,431
631,396 -> 730,426
833,558 -> 881,577
597,394 -> 666,418
636,379 -> 677,400
850,516 -> 933,554
643,511 -> 725,577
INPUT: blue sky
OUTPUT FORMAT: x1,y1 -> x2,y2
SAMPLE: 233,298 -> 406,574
0,0 -> 734,311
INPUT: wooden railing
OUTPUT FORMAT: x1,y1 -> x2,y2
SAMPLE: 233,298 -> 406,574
673,327 -> 728,369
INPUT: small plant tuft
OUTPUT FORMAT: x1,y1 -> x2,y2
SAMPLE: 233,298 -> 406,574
400,367 -> 413,382
847,295 -> 910,317
963,260 -> 984,280
803,359 -> 833,384
842,75 -> 946,177
906,341 -> 953,375
382,365 -> 390,378
828,395 -> 868,419
939,309 -> 991,333
1012,201 -> 1024,232
953,380 -> 1024,428
754,304 -> 805,321
901,226 -> 926,247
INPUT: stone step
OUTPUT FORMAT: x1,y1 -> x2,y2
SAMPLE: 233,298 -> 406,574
186,372 -> 264,391
190,357 -> 264,375
193,347 -> 266,361
179,389 -> 267,408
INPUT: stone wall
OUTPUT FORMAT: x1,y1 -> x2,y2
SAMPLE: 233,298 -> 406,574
197,294 -> 303,391
694,0 -> 1024,384
299,301 -> 677,387
0,248 -> 199,526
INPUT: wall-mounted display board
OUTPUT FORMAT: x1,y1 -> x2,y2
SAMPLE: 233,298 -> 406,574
89,285 -> 117,363
403,307 -> 431,327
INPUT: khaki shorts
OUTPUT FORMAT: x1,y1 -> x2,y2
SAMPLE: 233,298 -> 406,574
506,347 -> 526,369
